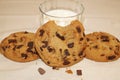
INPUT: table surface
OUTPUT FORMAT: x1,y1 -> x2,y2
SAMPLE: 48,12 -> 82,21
0,0 -> 120,80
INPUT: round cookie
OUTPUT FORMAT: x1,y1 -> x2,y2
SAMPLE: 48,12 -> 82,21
35,20 -> 86,68
84,32 -> 120,62
0,31 -> 39,62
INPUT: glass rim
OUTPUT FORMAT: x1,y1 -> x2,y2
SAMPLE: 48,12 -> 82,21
39,2 -> 84,18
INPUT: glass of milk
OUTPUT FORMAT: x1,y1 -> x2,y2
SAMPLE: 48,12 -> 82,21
39,0 -> 84,26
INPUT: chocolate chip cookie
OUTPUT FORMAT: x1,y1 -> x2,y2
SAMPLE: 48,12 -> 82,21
35,20 -> 86,68
84,32 -> 120,62
0,31 -> 39,62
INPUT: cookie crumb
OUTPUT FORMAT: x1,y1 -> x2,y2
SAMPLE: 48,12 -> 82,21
38,67 -> 46,75
65,69 -> 73,74
76,70 -> 82,76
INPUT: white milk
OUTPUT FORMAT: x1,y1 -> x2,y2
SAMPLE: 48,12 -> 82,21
43,9 -> 77,26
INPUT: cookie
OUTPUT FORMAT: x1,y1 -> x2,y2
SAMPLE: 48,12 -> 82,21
35,20 -> 86,68
84,32 -> 120,62
0,31 -> 39,62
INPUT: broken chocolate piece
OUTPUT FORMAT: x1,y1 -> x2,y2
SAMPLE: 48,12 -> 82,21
56,32 -> 65,40
39,29 -> 45,36
67,42 -> 74,48
21,53 -> 28,59
8,39 -> 17,43
38,67 -> 46,75
64,49 -> 70,56
76,26 -> 81,33
101,35 -> 109,42
107,55 -> 116,60
76,70 -> 82,76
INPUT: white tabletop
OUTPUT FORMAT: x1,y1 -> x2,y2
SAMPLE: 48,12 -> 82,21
0,0 -> 120,80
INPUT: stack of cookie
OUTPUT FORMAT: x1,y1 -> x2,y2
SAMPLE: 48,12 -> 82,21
0,20 -> 120,68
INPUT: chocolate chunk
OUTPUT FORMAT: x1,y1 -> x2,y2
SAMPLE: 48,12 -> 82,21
40,47 -> 43,51
76,70 -> 82,76
8,39 -> 17,43
39,29 -> 45,36
101,36 -> 109,42
76,26 -> 81,33
24,31 -> 28,34
16,45 -> 23,49
80,37 -> 84,41
27,41 -> 33,48
67,42 -> 74,48
47,61 -> 50,64
78,50 -> 84,57
56,32 -> 65,40
86,38 -> 90,41
59,49 -> 62,53
38,67 -> 46,75
21,53 -> 28,59
42,41 -> 48,48
47,46 -> 54,52
64,49 -> 70,56
63,60 -> 70,65
107,55 -> 116,60
27,48 -> 33,53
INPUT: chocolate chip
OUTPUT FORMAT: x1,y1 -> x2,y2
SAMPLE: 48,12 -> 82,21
63,60 -> 70,65
24,31 -> 28,34
39,29 -> 45,36
67,42 -> 74,48
47,46 -> 54,52
86,38 -> 90,41
64,49 -> 70,56
80,37 -> 84,41
21,53 -> 28,59
76,26 -> 81,33
16,45 -> 23,49
27,48 -> 33,53
38,67 -> 46,75
78,50 -> 84,57
42,41 -> 48,48
56,32 -> 65,40
59,49 -> 62,53
8,39 -> 17,43
74,58 -> 77,61
107,55 -> 116,60
100,54 -> 105,56
47,61 -> 50,64
40,47 -> 43,51
76,70 -> 82,76
27,41 -> 33,48
101,36 -> 109,42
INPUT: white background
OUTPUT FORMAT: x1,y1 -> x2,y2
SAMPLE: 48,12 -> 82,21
0,0 -> 120,80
